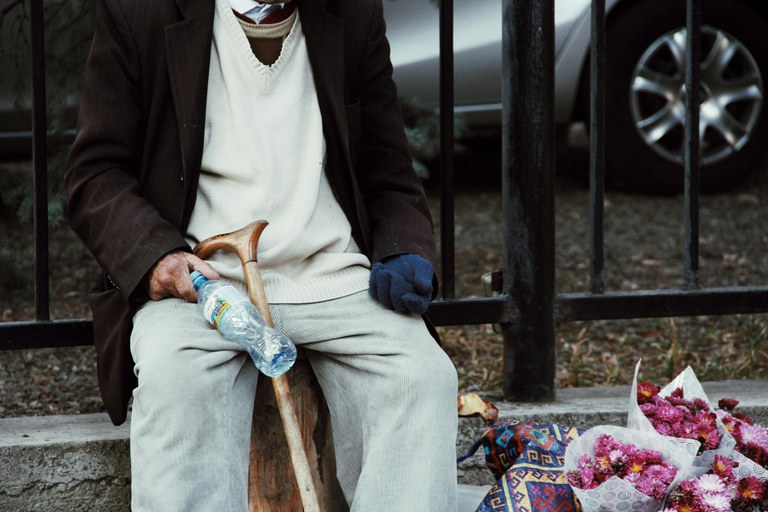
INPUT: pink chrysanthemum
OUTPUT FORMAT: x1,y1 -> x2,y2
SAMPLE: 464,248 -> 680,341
628,472 -> 668,500
718,397 -> 739,411
608,449 -> 625,465
694,473 -> 726,494
711,455 -> 736,485
636,449 -> 663,465
670,387 -> 685,399
638,465 -> 678,500
716,410 -> 734,429
736,476 -> 764,502
698,492 -> 731,511
691,398 -> 710,412
626,455 -> 646,474
739,423 -> 768,449
693,419 -> 720,450
734,411 -> 753,424
654,403 -> 684,423
655,423 -> 674,436
593,434 -> 621,454
637,381 -> 660,404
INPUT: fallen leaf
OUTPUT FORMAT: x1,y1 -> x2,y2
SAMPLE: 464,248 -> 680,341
457,393 -> 499,423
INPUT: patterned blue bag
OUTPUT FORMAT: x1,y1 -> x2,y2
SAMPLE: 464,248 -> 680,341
459,420 -> 583,512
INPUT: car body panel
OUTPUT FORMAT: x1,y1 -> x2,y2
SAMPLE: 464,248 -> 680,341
384,0 -> 584,125
382,0 -> 623,126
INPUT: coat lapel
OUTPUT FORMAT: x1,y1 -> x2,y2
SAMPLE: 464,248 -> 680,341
165,0 -> 215,182
297,0 -> 348,158
298,0 -> 372,254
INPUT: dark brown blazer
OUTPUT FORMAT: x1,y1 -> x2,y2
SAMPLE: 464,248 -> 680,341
65,0 -> 438,425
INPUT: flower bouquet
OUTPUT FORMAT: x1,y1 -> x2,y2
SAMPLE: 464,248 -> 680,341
564,425 -> 699,511
662,454 -> 768,512
716,398 -> 768,472
628,361 -> 736,467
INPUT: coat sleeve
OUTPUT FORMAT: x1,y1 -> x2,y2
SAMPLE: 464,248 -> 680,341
353,0 -> 439,275
64,0 -> 189,302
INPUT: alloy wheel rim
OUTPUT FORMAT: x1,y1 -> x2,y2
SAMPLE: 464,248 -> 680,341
629,26 -> 764,167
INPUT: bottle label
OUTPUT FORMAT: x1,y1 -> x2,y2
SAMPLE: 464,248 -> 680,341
203,285 -> 249,329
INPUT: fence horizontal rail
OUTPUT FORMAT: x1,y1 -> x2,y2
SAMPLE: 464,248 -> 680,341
0,319 -> 94,350
558,286 -> 768,322
429,297 -> 511,326
8,284 -> 768,350
0,299 -> 513,350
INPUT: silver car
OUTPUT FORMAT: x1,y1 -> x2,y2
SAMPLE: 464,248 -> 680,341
2,0 -> 766,194
383,0 -> 768,193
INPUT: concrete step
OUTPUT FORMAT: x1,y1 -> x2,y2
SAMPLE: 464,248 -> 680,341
0,414 -> 130,511
1,380 -> 766,511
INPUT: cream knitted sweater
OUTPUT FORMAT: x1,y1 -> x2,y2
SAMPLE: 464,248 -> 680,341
185,0 -> 371,303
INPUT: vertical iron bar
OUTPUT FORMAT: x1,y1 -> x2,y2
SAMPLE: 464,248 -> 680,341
501,0 -> 556,401
684,0 -> 701,289
439,0 -> 456,299
31,0 -> 50,321
589,0 -> 606,294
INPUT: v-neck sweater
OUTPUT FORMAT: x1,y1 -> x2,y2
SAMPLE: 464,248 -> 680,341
185,0 -> 370,304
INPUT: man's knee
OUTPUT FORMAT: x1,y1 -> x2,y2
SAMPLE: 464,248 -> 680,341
133,344 -> 244,412
396,346 -> 458,400
424,349 -> 458,395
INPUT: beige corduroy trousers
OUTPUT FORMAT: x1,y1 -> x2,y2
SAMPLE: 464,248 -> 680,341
129,288 -> 459,512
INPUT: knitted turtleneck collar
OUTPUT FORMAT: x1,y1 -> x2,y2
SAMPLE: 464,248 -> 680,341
235,8 -> 296,39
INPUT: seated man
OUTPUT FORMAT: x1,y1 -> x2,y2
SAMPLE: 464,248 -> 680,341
64,0 -> 459,510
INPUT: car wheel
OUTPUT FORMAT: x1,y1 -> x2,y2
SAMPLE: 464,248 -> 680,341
604,0 -> 768,194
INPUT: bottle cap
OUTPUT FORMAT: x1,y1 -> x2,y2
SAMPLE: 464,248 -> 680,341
190,270 -> 207,290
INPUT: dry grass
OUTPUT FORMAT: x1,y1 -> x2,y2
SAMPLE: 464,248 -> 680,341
431,140 -> 768,395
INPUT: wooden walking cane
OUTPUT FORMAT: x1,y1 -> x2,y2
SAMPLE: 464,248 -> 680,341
193,220 -> 323,512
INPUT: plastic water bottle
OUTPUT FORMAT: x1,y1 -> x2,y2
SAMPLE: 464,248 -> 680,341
190,271 -> 297,377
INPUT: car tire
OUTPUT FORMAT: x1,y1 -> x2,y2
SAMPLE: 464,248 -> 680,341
604,0 -> 768,194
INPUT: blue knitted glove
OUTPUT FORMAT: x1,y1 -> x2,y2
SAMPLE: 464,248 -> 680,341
368,254 -> 434,315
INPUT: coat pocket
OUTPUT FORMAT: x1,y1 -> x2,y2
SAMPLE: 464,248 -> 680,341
88,278 -> 137,426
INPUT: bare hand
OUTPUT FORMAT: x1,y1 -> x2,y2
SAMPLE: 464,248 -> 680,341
145,250 -> 219,302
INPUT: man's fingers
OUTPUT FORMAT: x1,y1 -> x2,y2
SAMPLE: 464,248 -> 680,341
375,269 -> 393,309
174,271 -> 197,302
186,253 -> 220,280
403,293 -> 428,315
368,262 -> 383,299
389,273 -> 409,313
146,250 -> 205,301
413,274 -> 433,296
147,284 -> 166,301
412,258 -> 434,295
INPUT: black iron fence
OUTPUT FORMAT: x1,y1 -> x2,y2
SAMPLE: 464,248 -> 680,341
2,0 -> 768,402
